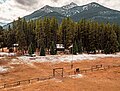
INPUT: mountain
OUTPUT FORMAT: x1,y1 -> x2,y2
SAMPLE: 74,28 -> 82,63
71,2 -> 120,24
23,2 -> 120,24
3,2 -> 120,28
0,22 -> 7,27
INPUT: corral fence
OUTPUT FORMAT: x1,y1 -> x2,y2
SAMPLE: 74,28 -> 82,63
74,64 -> 120,74
0,64 -> 120,89
53,68 -> 64,78
0,75 -> 53,89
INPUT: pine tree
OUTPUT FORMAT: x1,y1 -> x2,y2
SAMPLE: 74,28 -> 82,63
28,42 -> 34,56
50,17 -> 58,47
73,40 -> 78,55
16,30 -> 27,50
2,17 -> 120,54
50,41 -> 56,55
77,39 -> 83,54
60,18 -> 76,49
103,23 -> 119,54
43,17 -> 51,50
35,19 -> 45,49
40,46 -> 45,56
112,24 -> 120,51
0,26 -> 4,49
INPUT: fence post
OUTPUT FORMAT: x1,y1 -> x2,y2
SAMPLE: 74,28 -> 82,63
28,80 -> 30,84
62,68 -> 63,77
17,81 -> 20,86
53,69 -> 55,77
4,84 -> 6,88
37,78 -> 39,81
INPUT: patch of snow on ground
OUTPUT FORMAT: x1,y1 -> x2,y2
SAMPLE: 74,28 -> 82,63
0,66 -> 8,73
0,57 -> 4,59
17,53 -> 120,63
69,74 -> 83,78
10,59 -> 23,64
0,52 -> 16,56
51,78 -> 62,82
18,56 -> 36,67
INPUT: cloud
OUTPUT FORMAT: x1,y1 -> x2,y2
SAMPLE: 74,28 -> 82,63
51,0 -> 59,3
0,17 -> 11,21
0,0 -> 7,4
14,0 -> 38,6
0,0 -> 31,26
0,0 -> 120,26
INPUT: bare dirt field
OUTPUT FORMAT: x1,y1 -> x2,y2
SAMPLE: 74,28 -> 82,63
0,56 -> 120,91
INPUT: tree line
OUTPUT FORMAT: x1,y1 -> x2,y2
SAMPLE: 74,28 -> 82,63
0,17 -> 120,55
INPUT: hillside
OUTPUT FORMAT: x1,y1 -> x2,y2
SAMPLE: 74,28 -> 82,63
23,2 -> 120,24
3,2 -> 120,28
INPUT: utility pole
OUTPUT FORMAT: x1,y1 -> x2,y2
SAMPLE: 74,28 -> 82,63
71,44 -> 73,69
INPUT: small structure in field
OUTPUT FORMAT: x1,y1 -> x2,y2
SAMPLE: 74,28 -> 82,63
56,44 -> 65,54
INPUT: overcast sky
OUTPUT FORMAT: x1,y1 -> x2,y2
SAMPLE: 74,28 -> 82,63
0,0 -> 120,26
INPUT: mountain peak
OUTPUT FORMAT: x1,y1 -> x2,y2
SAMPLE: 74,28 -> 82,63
43,5 -> 51,8
62,2 -> 78,10
41,5 -> 53,13
90,2 -> 99,4
87,2 -> 100,7
69,2 -> 78,6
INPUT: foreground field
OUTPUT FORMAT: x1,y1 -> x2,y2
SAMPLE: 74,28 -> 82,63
0,55 -> 120,91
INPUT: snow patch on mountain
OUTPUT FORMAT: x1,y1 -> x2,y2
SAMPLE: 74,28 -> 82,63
82,6 -> 88,11
89,3 -> 100,8
41,5 -> 53,13
62,2 -> 78,10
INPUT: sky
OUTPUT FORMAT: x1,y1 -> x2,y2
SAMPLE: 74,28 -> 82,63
0,0 -> 120,26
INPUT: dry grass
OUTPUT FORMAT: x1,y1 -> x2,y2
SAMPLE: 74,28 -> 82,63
0,57 -> 120,91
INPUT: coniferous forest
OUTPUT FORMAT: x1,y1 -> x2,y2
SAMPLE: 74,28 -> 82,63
0,17 -> 120,54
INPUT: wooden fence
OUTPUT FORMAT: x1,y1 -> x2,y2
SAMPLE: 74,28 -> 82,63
53,68 -> 64,78
77,64 -> 120,74
0,76 -> 53,89
0,64 -> 120,89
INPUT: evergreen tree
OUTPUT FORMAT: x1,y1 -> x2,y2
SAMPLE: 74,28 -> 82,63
77,39 -> 83,54
60,18 -> 76,49
2,17 -> 120,54
50,41 -> 57,55
35,19 -> 45,49
49,17 -> 58,52
72,40 -> 78,55
43,17 -> 51,50
103,23 -> 119,54
112,24 -> 120,51
40,46 -> 45,56
28,42 -> 34,56
0,26 -> 4,49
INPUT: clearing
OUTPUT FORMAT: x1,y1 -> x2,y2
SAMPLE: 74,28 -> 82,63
0,53 -> 120,91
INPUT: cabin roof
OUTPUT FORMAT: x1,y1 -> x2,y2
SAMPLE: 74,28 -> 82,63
56,44 -> 64,49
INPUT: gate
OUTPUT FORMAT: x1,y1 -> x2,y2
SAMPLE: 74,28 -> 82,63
53,68 -> 63,78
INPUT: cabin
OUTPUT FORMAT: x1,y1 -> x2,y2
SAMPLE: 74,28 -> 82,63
56,44 -> 65,51
56,44 -> 65,54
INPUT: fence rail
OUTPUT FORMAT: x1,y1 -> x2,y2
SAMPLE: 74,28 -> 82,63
0,64 -> 120,89
0,76 -> 53,89
78,64 -> 120,74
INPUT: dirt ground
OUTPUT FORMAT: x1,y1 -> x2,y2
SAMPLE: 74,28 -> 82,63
0,57 -> 120,91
